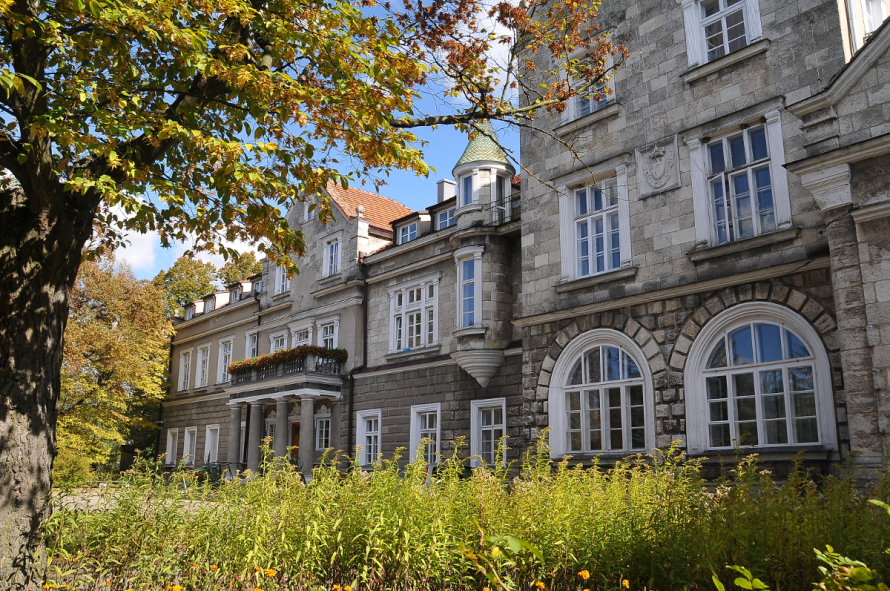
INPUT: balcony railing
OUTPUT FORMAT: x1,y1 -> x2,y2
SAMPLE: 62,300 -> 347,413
230,354 -> 341,386
490,193 -> 521,225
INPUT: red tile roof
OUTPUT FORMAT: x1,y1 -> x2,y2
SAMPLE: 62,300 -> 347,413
326,182 -> 414,231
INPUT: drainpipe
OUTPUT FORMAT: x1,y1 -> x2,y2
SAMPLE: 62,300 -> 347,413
346,253 -> 369,461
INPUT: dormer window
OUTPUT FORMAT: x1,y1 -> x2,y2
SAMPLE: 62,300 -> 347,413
185,306 -> 194,320
231,288 -> 240,302
254,280 -> 262,294
205,298 -> 215,312
398,222 -> 418,245
438,208 -> 456,230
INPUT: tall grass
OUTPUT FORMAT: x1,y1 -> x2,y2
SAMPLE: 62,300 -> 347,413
44,440 -> 890,591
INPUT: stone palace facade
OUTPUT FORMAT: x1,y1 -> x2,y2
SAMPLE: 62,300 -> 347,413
159,0 -> 890,478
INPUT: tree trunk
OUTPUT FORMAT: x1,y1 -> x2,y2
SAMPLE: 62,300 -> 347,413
0,183 -> 96,589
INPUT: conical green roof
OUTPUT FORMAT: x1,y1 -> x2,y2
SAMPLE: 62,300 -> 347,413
454,121 -> 509,169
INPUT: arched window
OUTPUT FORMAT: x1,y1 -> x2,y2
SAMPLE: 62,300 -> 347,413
685,302 -> 837,454
549,329 -> 654,458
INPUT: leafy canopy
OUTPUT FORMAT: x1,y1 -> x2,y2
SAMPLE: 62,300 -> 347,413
216,251 -> 262,286
152,255 -> 217,317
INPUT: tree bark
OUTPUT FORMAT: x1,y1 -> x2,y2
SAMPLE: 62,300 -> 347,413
0,183 -> 96,589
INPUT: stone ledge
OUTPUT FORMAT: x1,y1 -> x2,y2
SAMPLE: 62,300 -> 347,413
554,103 -> 620,137
687,227 -> 800,263
384,344 -> 442,361
454,326 -> 487,338
554,266 -> 638,293
853,200 -> 890,224
681,39 -> 770,84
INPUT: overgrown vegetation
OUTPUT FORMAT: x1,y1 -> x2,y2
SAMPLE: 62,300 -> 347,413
44,441 -> 890,591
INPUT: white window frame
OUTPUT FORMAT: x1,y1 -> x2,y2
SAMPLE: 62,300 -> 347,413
686,109 -> 791,250
388,274 -> 440,352
548,329 -> 656,459
561,56 -> 615,123
470,398 -> 507,467
185,306 -> 194,320
276,265 -> 291,295
681,0 -> 762,67
165,428 -> 179,465
183,426 -> 198,466
230,287 -> 241,303
409,403 -> 441,465
458,171 -> 477,208
270,331 -> 289,353
315,417 -> 331,450
218,338 -> 234,383
558,165 -> 631,282
356,409 -> 382,466
204,424 -> 220,463
398,222 -> 418,244
437,207 -> 456,230
178,350 -> 192,391
304,202 -> 315,222
324,238 -> 341,277
205,297 -> 215,312
684,302 -> 837,455
318,317 -> 339,348
246,331 -> 259,359
196,345 -> 210,388
290,321 -> 313,347
454,246 -> 484,329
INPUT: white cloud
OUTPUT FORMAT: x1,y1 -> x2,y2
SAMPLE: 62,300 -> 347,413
115,227 -> 160,274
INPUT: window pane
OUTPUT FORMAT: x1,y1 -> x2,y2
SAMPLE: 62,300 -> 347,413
755,324 -> 783,363
729,326 -> 754,365
737,421 -> 759,446
702,0 -> 721,17
705,20 -> 726,60
567,391 -> 581,411
733,174 -> 754,239
729,134 -> 747,168
707,375 -> 728,400
586,347 -> 601,383
568,359 -> 583,385
725,10 -> 747,53
604,346 -> 621,381
795,418 -> 819,443
792,391 -> 817,418
462,259 -> 474,280
785,331 -> 811,359
593,187 -> 603,212
736,396 -> 757,421
711,178 -> 730,244
569,432 -> 582,451
762,394 -> 787,419
629,384 -> 644,407
625,353 -> 641,380
575,189 -> 588,216
709,142 -> 726,174
760,369 -> 784,394
764,420 -> 788,444
710,400 -> 729,422
750,127 -> 768,161
587,390 -> 601,418
707,339 -> 728,368
789,366 -> 814,392
710,423 -> 731,447
588,430 -> 602,451
462,175 -> 473,206
734,372 -> 756,397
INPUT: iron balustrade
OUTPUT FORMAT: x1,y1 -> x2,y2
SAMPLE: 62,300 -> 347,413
490,193 -> 521,225
230,354 -> 341,385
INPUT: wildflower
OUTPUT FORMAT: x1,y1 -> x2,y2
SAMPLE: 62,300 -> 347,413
105,581 -> 112,587
333,586 -> 342,591
191,563 -> 200,568
484,588 -> 491,591
264,568 -> 276,578
253,588 -> 264,591
42,585 -> 57,590
344,587 -> 352,591
211,565 -> 218,571
535,583 -> 545,590
622,580 -> 630,589
165,586 -> 183,591
578,570 -> 590,581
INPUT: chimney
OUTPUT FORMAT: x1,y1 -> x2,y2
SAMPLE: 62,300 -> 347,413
437,179 -> 456,203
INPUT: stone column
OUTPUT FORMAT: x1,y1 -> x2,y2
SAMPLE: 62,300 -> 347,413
298,396 -> 315,479
801,164 -> 882,474
274,398 -> 290,458
246,402 -> 264,473
226,404 -> 243,474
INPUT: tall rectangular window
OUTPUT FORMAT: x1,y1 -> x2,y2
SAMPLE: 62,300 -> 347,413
276,266 -> 290,294
325,240 -> 340,276
460,174 -> 473,207
321,322 -> 337,348
218,340 -> 232,383
577,79 -> 609,118
389,278 -> 439,352
204,425 -> 220,463
701,0 -> 748,62
707,126 -> 774,245
165,429 -> 179,465
357,410 -> 381,465
179,352 -> 191,391
574,178 -> 620,277
196,347 -> 210,387
246,333 -> 258,358
410,404 -> 440,466
471,398 -> 507,466
315,417 -> 331,450
461,259 -> 475,327
183,426 -> 197,466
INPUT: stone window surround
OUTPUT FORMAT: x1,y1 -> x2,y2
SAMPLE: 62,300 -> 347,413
315,406 -> 332,450
683,302 -> 838,455
454,245 -> 484,330
680,0 -> 763,69
317,316 -> 340,348
269,329 -> 289,353
408,402 -> 441,464
547,328 -> 656,459
217,336 -> 235,384
204,424 -> 220,463
288,319 -> 314,348
557,162 -> 631,283
178,348 -> 194,391
165,428 -> 179,465
470,397 -> 507,467
245,330 -> 259,359
321,230 -> 344,278
387,272 -> 441,354
356,408 -> 382,466
559,54 -> 616,126
182,426 -> 198,466
275,264 -> 290,295
685,107 -> 791,250
195,344 -> 211,389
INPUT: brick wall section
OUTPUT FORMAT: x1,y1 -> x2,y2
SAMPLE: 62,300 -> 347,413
520,272 -> 846,453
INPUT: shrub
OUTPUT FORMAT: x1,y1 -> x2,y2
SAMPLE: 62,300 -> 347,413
43,440 -> 890,591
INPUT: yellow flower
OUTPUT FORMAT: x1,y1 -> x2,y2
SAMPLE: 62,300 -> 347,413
210,565 -> 218,570
333,586 -> 342,591
42,585 -> 57,590
253,588 -> 264,591
166,586 -> 182,591
344,586 -> 352,591
105,581 -> 112,587
578,570 -> 590,581
191,563 -> 200,568
622,580 -> 630,589
484,588 -> 491,591
264,568 -> 276,578
535,583 -> 545,590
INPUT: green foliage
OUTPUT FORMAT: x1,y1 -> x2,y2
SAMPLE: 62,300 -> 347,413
152,255 -> 218,317
43,442 -> 890,591
216,251 -> 263,287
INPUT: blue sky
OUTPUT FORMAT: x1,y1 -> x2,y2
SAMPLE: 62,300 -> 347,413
119,122 -> 519,281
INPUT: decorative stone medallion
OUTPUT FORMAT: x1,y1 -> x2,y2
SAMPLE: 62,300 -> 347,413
635,135 -> 681,197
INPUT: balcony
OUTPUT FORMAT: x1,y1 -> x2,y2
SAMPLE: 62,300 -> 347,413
230,354 -> 342,386
489,193 -> 521,225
